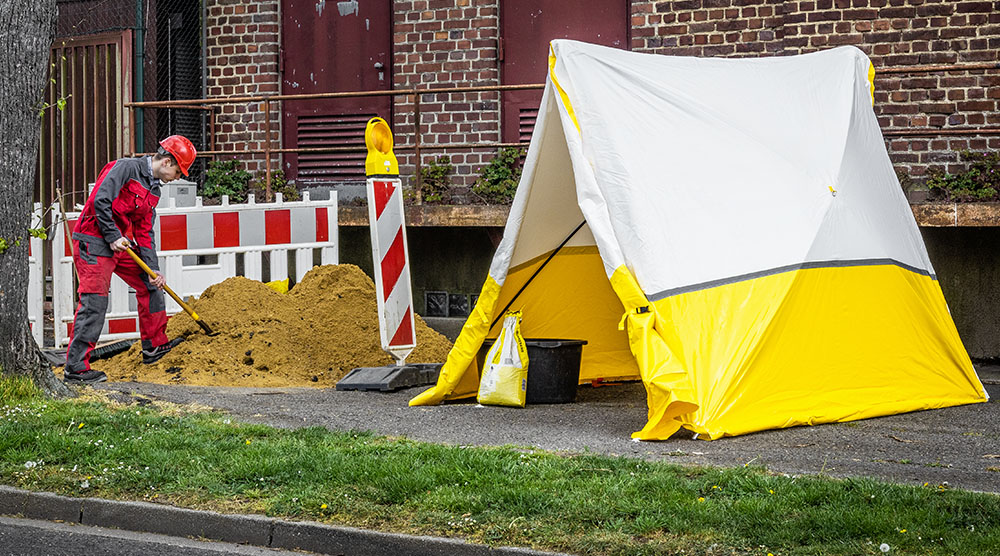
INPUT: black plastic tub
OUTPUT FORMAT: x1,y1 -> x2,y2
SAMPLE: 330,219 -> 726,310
478,338 -> 587,404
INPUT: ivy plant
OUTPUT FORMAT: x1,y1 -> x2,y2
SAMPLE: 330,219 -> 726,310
201,159 -> 253,203
418,155 -> 454,203
472,147 -> 525,205
253,169 -> 299,201
926,150 -> 1000,202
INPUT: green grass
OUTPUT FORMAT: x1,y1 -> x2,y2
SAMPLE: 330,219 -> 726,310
0,375 -> 43,403
0,381 -> 997,555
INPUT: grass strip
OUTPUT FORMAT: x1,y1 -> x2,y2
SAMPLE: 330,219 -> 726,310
0,379 -> 997,556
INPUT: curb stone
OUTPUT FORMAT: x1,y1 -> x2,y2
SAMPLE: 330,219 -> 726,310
24,490 -> 82,523
81,497 -> 274,546
0,485 -> 568,555
270,520 -> 550,556
0,486 -> 28,517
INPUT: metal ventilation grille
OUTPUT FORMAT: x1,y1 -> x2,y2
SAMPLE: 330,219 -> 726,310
296,113 -> 375,182
518,107 -> 539,142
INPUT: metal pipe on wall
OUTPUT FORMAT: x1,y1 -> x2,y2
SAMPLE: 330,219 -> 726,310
414,92 -> 422,203
264,99 -> 272,200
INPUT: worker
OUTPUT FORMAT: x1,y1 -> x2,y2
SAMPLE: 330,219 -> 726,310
63,135 -> 197,384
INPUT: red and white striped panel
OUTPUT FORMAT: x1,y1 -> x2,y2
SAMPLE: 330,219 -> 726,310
367,178 -> 416,363
154,201 -> 333,252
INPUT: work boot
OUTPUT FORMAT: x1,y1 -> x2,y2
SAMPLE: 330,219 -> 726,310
63,370 -> 108,384
142,338 -> 185,365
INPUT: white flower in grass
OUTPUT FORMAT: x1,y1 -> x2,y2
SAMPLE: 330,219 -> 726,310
880,543 -> 890,553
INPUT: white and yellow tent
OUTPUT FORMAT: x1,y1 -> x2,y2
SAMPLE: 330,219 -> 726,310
410,40 -> 988,440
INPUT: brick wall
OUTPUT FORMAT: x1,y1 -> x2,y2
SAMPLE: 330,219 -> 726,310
198,1 -> 998,195
631,0 -> 785,56
392,0 -> 502,198
630,0 -> 1000,188
204,0 -> 280,177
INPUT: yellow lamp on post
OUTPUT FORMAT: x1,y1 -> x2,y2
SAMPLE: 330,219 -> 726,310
360,115 -> 416,368
364,117 -> 399,177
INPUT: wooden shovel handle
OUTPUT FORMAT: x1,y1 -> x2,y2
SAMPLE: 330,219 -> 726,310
123,246 -> 214,335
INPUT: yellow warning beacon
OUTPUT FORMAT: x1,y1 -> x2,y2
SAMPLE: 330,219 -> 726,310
364,117 -> 399,177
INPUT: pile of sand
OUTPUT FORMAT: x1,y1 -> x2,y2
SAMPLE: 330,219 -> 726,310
92,264 -> 453,387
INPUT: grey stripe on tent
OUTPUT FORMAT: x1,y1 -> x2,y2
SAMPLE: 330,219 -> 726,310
647,258 -> 936,301
239,210 -> 265,246
290,207 -> 316,244
186,212 -> 213,249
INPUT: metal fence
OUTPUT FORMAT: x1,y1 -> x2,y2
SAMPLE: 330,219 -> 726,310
40,0 -> 205,208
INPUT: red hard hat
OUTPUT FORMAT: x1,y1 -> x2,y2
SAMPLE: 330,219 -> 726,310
159,135 -> 197,176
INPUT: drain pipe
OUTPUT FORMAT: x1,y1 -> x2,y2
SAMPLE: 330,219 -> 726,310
134,0 -> 145,150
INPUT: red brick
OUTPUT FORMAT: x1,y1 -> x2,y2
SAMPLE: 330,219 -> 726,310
879,6 -> 916,18
955,1 -> 994,13
844,8 -> 878,19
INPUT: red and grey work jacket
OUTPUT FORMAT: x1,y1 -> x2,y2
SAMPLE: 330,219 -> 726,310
72,156 -> 162,271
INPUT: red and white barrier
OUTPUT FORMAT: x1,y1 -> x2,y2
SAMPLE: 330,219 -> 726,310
27,204 -> 44,346
367,178 -> 415,364
51,191 -> 338,347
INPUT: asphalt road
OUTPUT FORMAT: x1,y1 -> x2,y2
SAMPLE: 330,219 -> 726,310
0,516 -> 309,556
94,364 -> 1000,493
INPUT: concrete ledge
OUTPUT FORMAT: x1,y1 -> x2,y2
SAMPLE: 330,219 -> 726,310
340,205 -> 509,227
955,202 -> 1000,226
912,202 -> 957,226
81,497 -> 274,546
912,202 -> 1000,226
0,486 -> 566,556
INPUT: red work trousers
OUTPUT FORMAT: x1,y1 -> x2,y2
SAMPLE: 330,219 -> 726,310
65,240 -> 168,372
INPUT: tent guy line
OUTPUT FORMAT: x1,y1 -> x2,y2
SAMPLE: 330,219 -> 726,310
488,219 -> 587,332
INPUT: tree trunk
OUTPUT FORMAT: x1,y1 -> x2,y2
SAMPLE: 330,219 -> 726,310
0,0 -> 71,397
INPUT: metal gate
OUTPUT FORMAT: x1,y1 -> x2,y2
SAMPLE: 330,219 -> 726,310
39,31 -> 133,209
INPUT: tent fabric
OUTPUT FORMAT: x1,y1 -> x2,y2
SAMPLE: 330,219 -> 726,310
410,40 -> 989,440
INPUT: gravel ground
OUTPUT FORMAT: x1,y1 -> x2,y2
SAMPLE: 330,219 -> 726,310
94,364 -> 999,493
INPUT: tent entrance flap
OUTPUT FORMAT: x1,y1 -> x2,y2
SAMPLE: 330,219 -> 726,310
489,220 -> 587,332
493,246 -> 640,383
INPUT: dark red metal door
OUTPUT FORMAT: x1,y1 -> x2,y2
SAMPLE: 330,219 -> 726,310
281,0 -> 391,184
499,1 -> 629,143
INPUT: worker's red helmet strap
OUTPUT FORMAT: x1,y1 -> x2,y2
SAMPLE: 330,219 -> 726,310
159,135 -> 197,176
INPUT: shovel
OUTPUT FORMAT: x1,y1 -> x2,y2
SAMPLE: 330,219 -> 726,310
124,246 -> 217,336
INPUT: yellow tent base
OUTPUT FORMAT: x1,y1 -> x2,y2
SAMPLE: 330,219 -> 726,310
414,254 -> 987,440
635,262 -> 987,440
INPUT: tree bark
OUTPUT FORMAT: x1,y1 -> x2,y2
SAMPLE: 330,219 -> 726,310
0,0 -> 71,397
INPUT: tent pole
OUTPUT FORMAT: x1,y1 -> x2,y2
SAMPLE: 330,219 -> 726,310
488,220 -> 587,332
